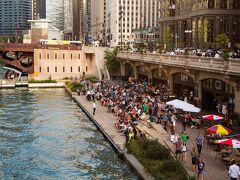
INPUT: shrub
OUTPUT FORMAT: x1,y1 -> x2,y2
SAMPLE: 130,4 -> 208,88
126,138 -> 189,180
62,77 -> 70,80
65,81 -> 83,92
29,79 -> 57,83
140,139 -> 171,161
85,76 -> 99,83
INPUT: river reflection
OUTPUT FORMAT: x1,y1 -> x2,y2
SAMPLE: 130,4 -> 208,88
0,88 -> 136,179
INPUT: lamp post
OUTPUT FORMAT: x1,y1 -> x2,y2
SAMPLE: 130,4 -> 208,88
175,33 -> 178,49
184,30 -> 192,47
119,5 -> 124,50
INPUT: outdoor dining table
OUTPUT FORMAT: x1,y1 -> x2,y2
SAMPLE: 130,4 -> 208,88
222,156 -> 240,165
221,149 -> 232,156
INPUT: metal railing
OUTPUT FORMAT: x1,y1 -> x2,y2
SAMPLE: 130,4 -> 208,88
117,52 -> 240,74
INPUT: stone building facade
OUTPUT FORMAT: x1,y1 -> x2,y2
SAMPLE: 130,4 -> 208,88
158,0 -> 240,49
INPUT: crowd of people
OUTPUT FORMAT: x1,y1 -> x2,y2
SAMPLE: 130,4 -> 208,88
79,79 -> 240,180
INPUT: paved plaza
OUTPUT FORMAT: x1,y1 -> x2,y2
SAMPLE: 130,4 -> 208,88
74,94 -> 229,180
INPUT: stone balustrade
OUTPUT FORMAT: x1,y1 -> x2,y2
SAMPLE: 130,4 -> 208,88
117,52 -> 240,75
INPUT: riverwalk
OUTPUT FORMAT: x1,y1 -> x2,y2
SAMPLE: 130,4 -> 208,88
73,94 -> 229,180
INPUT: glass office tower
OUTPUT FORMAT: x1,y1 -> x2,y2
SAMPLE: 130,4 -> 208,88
46,0 -> 64,31
33,0 -> 46,19
0,0 -> 32,35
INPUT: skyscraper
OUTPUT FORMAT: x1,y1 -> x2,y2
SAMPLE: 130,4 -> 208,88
72,0 -> 83,40
90,0 -> 104,40
105,0 -> 160,47
0,0 -> 32,35
64,0 -> 73,36
32,0 -> 46,19
46,0 -> 64,31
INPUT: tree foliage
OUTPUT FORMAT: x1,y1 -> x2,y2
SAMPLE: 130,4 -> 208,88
162,27 -> 173,50
198,19 -> 208,49
215,33 -> 229,49
104,48 -> 120,75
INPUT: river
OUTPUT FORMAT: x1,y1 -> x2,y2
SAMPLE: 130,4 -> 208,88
0,88 -> 136,179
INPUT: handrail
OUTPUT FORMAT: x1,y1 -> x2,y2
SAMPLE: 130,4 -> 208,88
117,52 -> 240,74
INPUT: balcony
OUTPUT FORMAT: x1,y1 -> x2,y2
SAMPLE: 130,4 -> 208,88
117,52 -> 240,75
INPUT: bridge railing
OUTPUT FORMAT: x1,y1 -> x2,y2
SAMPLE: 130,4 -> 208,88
117,52 -> 240,74
0,43 -> 82,51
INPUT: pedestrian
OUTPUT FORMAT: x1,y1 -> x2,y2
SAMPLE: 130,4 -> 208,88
77,88 -> 80,96
181,142 -> 187,162
228,160 -> 240,180
162,111 -> 168,131
169,121 -> 175,142
175,137 -> 182,160
191,147 -> 198,171
182,116 -> 187,132
196,157 -> 205,180
181,131 -> 188,144
93,101 -> 96,115
196,132 -> 204,155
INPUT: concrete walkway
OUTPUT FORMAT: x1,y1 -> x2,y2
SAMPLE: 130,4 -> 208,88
74,94 -> 229,180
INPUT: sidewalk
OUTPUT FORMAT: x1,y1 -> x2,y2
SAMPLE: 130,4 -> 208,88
74,94 -> 228,180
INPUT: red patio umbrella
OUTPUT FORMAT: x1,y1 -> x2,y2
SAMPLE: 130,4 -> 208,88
202,114 -> 224,121
217,138 -> 240,148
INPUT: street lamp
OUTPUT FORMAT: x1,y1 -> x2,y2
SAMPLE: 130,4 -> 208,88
184,30 -> 192,47
175,33 -> 179,49
119,5 -> 124,50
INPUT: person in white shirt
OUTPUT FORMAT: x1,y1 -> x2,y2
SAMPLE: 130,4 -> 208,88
228,160 -> 240,180
92,101 -> 96,115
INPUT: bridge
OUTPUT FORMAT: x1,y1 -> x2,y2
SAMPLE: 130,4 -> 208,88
117,51 -> 240,116
0,43 -> 82,74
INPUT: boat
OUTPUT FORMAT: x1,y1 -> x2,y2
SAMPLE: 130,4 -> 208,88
5,52 -> 16,60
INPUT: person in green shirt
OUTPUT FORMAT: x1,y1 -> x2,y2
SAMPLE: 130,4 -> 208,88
181,131 -> 188,143
143,103 -> 149,113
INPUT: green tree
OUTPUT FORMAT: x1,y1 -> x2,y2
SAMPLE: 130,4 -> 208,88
104,48 -> 120,75
198,19 -> 208,49
162,27 -> 173,50
215,33 -> 229,49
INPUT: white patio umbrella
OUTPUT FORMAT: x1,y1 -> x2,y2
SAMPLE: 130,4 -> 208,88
166,99 -> 201,113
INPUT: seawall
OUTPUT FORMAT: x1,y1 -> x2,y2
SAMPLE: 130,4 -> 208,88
64,86 -> 154,180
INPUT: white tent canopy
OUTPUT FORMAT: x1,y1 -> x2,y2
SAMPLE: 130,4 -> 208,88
166,99 -> 201,113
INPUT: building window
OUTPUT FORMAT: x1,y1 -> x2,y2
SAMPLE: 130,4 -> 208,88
39,53 -> 41,59
86,66 -> 88,72
55,67 -> 57,72
70,54 -> 73,59
208,0 -> 215,8
55,54 -> 57,59
78,66 -> 80,72
47,53 -> 49,59
47,67 -> 49,72
78,54 -> 80,59
63,54 -> 65,59
39,66 -> 41,72
219,19 -> 227,33
220,0 -> 227,9
207,20 -> 214,43
233,0 -> 240,9
71,66 -> 73,72
63,66 -> 65,72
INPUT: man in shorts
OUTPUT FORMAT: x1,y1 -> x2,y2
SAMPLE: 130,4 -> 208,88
175,137 -> 182,159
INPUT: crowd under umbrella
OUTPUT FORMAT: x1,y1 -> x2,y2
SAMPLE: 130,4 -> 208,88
166,99 -> 201,113
207,124 -> 232,136
217,138 -> 240,149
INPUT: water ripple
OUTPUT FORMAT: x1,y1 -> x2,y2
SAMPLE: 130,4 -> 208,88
0,89 -> 137,179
